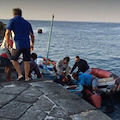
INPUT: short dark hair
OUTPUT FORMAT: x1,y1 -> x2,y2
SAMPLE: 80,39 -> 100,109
72,72 -> 78,78
76,56 -> 80,59
63,56 -> 70,62
31,53 -> 37,60
13,8 -> 22,16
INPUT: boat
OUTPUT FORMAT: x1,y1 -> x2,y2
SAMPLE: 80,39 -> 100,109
82,68 -> 120,108
36,56 -> 56,79
34,59 -> 120,108
90,68 -> 120,93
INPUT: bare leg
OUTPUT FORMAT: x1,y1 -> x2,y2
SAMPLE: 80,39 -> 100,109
12,60 -> 23,78
24,61 -> 30,81
4,66 -> 12,81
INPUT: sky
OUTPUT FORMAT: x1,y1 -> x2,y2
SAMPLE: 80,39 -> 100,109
0,0 -> 120,22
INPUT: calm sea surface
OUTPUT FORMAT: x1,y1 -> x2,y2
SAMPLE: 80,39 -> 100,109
1,19 -> 120,119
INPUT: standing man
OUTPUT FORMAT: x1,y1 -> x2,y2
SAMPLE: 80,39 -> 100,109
70,56 -> 91,74
5,8 -> 34,81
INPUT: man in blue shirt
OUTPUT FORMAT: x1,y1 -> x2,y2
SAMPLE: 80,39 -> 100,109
72,72 -> 98,91
5,8 -> 34,81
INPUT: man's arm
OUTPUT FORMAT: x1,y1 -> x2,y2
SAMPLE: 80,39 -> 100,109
5,29 -> 11,49
33,65 -> 42,78
30,34 -> 35,51
55,60 -> 62,73
70,62 -> 77,74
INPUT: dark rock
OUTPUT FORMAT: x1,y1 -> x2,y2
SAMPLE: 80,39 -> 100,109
19,107 -> 47,120
49,107 -> 70,119
37,29 -> 42,33
0,21 -> 5,39
30,81 -> 69,95
47,92 -> 95,115
33,95 -> 54,111
0,93 -> 16,108
15,95 -> 38,103
0,85 -> 28,95
20,86 -> 43,97
0,118 -> 10,120
70,110 -> 112,120
0,101 -> 32,119
0,22 -> 4,30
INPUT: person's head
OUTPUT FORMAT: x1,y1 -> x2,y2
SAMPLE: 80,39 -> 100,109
75,56 -> 80,62
12,8 -> 22,17
30,53 -> 37,60
72,72 -> 78,80
63,56 -> 70,64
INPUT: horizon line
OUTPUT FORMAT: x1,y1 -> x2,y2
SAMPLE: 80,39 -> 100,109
0,18 -> 120,24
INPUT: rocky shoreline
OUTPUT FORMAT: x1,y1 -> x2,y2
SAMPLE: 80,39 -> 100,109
0,70 -> 112,120
0,21 -> 6,39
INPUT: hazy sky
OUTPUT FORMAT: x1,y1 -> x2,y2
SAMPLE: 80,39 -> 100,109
0,0 -> 120,22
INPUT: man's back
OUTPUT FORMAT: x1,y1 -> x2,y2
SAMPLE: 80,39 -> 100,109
78,73 -> 92,86
7,16 -> 33,49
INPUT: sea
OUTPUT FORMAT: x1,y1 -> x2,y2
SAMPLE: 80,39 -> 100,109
1,19 -> 120,119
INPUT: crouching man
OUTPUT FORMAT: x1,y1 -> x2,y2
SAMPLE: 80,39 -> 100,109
72,72 -> 98,92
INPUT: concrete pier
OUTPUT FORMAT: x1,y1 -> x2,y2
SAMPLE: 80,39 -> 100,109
0,73 -> 112,120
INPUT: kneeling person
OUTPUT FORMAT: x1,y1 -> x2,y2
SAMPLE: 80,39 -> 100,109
20,53 -> 42,79
72,72 -> 98,91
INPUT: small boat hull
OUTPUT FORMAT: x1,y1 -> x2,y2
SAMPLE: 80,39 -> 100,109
90,68 -> 120,93
83,88 -> 102,108
83,68 -> 120,108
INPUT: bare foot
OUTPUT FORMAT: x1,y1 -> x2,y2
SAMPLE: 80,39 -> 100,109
7,78 -> 14,81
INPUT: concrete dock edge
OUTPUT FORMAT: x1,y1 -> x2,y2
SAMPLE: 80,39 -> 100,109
0,78 -> 112,120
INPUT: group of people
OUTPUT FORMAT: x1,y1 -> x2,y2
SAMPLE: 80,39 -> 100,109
0,8 -> 98,92
0,8 -> 42,81
53,56 -> 98,92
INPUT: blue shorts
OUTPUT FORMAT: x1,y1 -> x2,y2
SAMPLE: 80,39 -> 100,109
92,77 -> 98,88
11,48 -> 30,61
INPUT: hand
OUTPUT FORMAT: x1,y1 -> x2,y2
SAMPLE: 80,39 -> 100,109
30,43 -> 34,51
6,42 -> 10,49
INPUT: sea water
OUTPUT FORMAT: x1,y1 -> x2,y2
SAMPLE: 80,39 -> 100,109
1,19 -> 120,119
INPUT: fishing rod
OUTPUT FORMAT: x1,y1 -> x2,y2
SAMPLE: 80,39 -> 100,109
46,14 -> 54,66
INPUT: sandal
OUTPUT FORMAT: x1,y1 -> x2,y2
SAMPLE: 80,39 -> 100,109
25,78 -> 32,82
17,76 -> 24,81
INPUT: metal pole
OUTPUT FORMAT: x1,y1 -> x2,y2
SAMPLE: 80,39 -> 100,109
46,14 -> 54,66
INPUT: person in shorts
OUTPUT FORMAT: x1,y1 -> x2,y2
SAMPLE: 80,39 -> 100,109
5,8 -> 35,81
